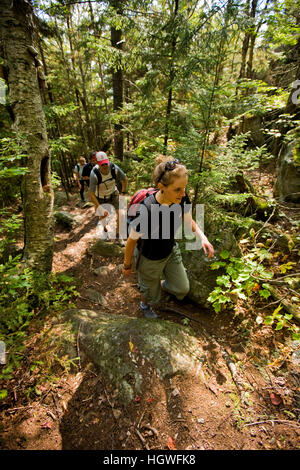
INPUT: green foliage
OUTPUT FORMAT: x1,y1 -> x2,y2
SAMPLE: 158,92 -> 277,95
0,136 -> 29,204
51,170 -> 62,189
208,244 -> 273,312
208,243 -> 300,340
190,132 -> 272,199
235,80 -> 289,114
0,264 -> 78,392
0,211 -> 78,396
264,0 -> 300,47
49,135 -> 77,158
0,208 -> 23,256
256,304 -> 299,340
208,246 -> 274,313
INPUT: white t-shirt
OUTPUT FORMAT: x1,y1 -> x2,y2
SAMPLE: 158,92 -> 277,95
96,169 -> 116,198
74,163 -> 84,179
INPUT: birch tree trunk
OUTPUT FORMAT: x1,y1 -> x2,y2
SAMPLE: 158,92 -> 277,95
0,0 -> 54,272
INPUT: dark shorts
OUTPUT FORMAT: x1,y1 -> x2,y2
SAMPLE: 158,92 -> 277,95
96,190 -> 119,211
134,243 -> 190,305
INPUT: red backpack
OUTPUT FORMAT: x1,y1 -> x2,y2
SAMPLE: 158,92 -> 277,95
127,188 -> 157,235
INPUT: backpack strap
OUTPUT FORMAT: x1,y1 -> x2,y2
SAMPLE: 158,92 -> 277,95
94,167 -> 102,185
94,163 -> 117,185
110,162 -> 116,179
142,193 -> 156,210
135,193 -> 157,268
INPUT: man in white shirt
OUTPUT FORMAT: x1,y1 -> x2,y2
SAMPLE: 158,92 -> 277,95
89,151 -> 127,239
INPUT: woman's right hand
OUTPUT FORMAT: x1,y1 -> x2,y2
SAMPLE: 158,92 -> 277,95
99,210 -> 109,220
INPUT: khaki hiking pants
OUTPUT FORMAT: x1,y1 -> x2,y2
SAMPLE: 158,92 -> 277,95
135,242 -> 190,305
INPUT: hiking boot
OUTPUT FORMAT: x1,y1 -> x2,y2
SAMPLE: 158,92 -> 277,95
114,233 -> 126,246
139,301 -> 158,319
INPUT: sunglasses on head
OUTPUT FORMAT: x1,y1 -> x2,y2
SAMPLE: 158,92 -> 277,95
158,159 -> 180,183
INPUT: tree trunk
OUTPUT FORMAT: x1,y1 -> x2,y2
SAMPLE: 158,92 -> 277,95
111,0 -> 124,161
240,0 -> 258,81
0,0 -> 54,272
88,0 -> 113,138
163,0 -> 179,153
67,12 -> 94,148
54,16 -> 88,152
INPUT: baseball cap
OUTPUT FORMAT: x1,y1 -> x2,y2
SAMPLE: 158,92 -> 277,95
95,151 -> 109,165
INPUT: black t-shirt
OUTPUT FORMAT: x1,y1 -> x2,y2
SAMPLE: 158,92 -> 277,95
130,193 -> 191,260
82,162 -> 93,178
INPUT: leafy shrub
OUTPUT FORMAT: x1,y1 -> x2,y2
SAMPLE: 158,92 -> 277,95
0,136 -> 29,205
208,247 -> 300,340
0,211 -> 78,395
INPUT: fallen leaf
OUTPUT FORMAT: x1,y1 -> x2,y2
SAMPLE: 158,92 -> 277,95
134,396 -> 141,403
112,409 -> 122,419
129,341 -> 134,352
41,421 -> 52,429
167,435 -> 176,450
146,397 -> 154,403
269,391 -> 282,406
208,382 -> 218,395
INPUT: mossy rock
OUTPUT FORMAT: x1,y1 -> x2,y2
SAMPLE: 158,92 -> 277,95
54,190 -> 68,207
63,309 -> 204,405
90,239 -> 124,257
274,138 -> 300,203
54,211 -> 77,230
213,193 -> 278,221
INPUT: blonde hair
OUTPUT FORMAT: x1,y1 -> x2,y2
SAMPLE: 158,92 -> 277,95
153,154 -> 187,187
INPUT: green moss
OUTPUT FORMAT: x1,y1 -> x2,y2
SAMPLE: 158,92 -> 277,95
90,240 -> 124,257
203,202 -> 262,241
293,145 -> 300,165
64,310 -> 202,405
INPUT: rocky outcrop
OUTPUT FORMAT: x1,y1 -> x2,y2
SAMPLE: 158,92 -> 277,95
63,309 -> 204,405
238,115 -> 265,147
181,202 -> 293,307
54,211 -> 77,230
180,204 -> 243,308
274,138 -> 300,202
89,239 -> 124,258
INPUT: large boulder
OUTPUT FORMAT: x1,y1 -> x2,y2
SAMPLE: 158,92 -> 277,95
89,239 -> 124,258
213,193 -> 279,222
63,309 -> 204,405
274,138 -> 300,203
180,204 -> 243,308
54,211 -> 77,230
238,115 -> 265,147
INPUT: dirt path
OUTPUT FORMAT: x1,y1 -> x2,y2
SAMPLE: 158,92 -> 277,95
0,190 -> 299,451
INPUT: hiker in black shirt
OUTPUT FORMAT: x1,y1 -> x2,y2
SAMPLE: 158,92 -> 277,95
123,155 -> 214,319
82,151 -> 96,188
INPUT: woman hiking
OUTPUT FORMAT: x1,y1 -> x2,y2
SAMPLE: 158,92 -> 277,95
123,155 -> 214,319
